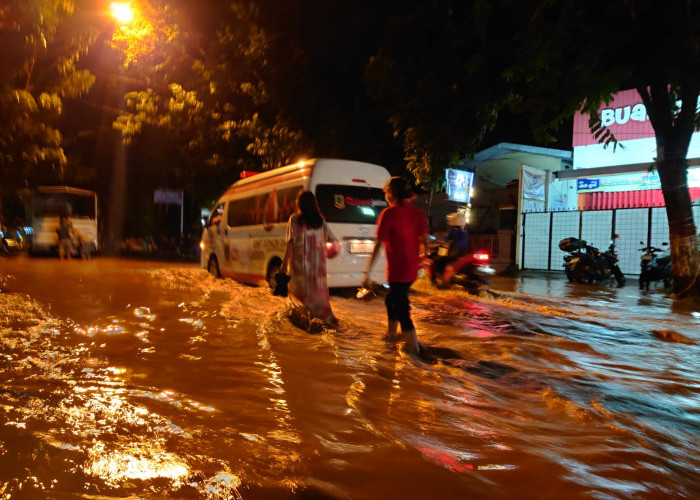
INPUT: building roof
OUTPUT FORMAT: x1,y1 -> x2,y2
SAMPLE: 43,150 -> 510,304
458,142 -> 573,189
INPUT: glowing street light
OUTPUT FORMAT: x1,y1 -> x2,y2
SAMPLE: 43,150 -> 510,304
110,2 -> 133,26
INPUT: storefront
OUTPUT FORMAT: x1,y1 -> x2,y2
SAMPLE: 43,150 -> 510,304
561,88 -> 700,208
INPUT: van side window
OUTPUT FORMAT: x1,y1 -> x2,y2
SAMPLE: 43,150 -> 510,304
277,186 -> 303,222
209,203 -> 225,226
226,186 -> 303,227
228,198 -> 253,226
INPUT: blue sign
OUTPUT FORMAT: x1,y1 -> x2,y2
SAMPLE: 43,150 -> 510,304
577,179 -> 599,191
154,188 -> 183,205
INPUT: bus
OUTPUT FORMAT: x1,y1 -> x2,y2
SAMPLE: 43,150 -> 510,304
200,158 -> 391,288
28,186 -> 98,255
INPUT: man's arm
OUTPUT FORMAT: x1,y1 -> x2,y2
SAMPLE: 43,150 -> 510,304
363,240 -> 383,287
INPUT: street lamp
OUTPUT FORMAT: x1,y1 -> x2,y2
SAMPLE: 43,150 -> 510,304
105,2 -> 137,255
110,2 -> 133,26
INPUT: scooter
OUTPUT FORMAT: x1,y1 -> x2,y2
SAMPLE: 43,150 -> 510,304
423,242 -> 495,293
1,227 -> 24,257
638,241 -> 672,290
559,236 -> 626,286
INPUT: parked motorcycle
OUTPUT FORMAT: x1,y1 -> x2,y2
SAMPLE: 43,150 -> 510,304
423,241 -> 495,293
638,241 -> 672,290
1,226 -> 24,257
559,236 -> 626,286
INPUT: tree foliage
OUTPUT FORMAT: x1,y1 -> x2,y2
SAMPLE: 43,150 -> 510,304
487,0 -> 700,294
369,0 -> 700,293
0,0 -> 97,219
366,1 -> 506,189
112,0 -> 310,205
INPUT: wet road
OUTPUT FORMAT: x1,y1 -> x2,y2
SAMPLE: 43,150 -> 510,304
0,257 -> 698,499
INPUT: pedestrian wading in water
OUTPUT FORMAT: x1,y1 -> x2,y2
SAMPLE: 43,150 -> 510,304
363,177 -> 430,354
282,190 -> 339,326
57,214 -> 75,259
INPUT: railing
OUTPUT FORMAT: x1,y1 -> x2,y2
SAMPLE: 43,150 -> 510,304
469,234 -> 499,257
520,205 -> 700,274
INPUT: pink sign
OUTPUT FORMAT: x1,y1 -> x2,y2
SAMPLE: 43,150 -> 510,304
573,89 -> 655,147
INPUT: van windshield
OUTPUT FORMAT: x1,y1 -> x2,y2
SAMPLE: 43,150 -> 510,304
315,184 -> 388,224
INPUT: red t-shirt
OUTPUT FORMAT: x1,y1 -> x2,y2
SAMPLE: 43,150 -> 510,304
376,200 -> 429,283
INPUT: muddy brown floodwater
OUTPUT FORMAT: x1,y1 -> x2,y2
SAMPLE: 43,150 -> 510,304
0,257 -> 698,499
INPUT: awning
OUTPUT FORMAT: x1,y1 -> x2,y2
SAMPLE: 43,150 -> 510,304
581,188 -> 700,210
459,142 -> 572,189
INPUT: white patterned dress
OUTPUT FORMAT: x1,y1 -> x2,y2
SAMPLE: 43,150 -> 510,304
286,215 -> 336,322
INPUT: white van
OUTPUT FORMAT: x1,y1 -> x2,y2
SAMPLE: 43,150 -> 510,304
200,158 -> 391,288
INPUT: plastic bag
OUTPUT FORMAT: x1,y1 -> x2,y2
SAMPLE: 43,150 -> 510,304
272,272 -> 290,297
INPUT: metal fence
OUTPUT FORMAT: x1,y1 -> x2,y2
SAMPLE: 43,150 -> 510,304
469,234 -> 499,257
521,205 -> 700,275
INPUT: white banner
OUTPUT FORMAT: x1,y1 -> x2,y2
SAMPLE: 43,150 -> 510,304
520,164 -> 546,212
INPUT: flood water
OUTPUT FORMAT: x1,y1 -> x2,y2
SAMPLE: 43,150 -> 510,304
0,257 -> 698,499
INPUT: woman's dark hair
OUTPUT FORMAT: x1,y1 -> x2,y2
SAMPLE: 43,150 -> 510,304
296,190 -> 324,229
384,176 -> 413,201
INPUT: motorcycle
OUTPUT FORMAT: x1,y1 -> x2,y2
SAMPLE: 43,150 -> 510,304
1,226 -> 24,257
422,240 -> 495,293
559,236 -> 626,286
638,241 -> 672,290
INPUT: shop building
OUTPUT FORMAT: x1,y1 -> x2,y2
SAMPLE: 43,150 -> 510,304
452,89 -> 700,275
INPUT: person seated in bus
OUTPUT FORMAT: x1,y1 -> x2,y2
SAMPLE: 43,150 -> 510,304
56,215 -> 74,259
281,190 -> 339,325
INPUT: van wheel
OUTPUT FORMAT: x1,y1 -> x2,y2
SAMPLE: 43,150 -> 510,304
208,257 -> 220,278
266,259 -> 282,288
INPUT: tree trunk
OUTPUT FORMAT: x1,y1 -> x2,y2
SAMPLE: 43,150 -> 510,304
656,137 -> 700,295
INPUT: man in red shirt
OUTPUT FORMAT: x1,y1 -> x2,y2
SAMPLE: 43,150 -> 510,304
363,177 -> 430,354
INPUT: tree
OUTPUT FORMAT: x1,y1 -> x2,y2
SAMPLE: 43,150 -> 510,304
0,0 -> 98,220
369,0 -> 700,294
255,0 -> 406,172
112,0 -> 310,206
484,0 -> 700,295
366,1 -> 505,190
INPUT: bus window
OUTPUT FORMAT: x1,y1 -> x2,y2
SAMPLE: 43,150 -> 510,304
33,192 -> 96,218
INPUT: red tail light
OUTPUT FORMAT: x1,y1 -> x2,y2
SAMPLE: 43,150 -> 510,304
473,252 -> 490,261
326,241 -> 340,258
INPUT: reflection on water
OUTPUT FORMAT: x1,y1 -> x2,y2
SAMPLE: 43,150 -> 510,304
0,259 -> 698,499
